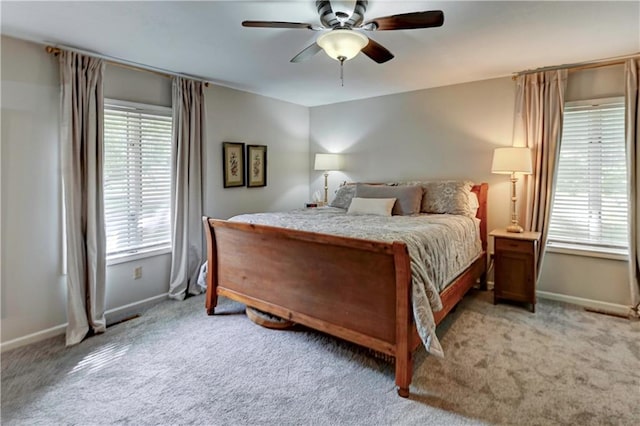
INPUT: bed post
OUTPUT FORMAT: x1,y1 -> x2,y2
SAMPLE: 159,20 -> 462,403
202,217 -> 218,315
479,183 -> 489,290
474,183 -> 489,290
393,242 -> 413,398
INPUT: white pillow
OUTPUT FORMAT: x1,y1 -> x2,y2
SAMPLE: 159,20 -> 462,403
347,197 -> 396,216
468,191 -> 480,217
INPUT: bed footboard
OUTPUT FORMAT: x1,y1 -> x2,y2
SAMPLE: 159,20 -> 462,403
201,183 -> 488,397
202,217 -> 415,395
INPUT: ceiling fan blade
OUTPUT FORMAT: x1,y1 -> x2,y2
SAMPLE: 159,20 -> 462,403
290,43 -> 323,63
363,11 -> 444,31
242,21 -> 321,30
361,38 -> 394,64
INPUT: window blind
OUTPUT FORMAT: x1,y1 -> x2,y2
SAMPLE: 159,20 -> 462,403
548,97 -> 628,251
104,100 -> 173,258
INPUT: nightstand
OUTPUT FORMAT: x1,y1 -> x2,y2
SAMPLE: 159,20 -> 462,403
490,229 -> 541,312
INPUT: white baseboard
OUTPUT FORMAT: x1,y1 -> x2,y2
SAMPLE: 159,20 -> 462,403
486,281 -> 629,317
105,293 -> 168,326
0,293 -> 168,353
536,290 -> 631,317
0,324 -> 68,353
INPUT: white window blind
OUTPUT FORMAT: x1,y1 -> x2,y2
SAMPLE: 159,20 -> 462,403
104,100 -> 173,259
548,97 -> 628,253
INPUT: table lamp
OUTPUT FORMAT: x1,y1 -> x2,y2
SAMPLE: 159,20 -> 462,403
492,147 -> 533,233
314,153 -> 342,204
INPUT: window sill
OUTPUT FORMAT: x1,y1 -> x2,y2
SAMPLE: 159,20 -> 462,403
107,247 -> 172,266
546,242 -> 628,261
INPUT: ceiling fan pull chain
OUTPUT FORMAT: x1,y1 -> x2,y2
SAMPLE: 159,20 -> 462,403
339,56 -> 345,86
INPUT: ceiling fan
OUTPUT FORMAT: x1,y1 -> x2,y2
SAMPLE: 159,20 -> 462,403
242,0 -> 444,65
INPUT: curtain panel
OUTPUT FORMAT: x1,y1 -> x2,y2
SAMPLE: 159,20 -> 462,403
513,70 -> 568,271
168,78 -> 206,299
624,59 -> 640,317
59,51 -> 107,345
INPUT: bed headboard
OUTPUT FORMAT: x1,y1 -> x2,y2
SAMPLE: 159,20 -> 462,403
471,183 -> 488,253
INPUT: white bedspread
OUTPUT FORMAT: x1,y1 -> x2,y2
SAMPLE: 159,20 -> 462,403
230,207 -> 482,357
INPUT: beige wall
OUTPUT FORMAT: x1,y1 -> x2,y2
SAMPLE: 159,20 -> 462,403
0,34 -> 630,347
0,36 -> 309,346
309,76 -> 516,252
1,36 -> 66,341
309,68 -> 631,310
203,85 -> 309,220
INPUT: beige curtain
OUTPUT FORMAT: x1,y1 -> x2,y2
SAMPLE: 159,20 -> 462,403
625,59 -> 640,317
514,70 -> 568,270
59,51 -> 107,345
168,77 -> 206,299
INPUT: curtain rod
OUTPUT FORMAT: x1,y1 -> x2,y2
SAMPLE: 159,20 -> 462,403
45,45 -> 210,87
511,52 -> 640,80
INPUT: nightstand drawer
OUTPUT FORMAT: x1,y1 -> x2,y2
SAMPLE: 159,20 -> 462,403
495,237 -> 534,254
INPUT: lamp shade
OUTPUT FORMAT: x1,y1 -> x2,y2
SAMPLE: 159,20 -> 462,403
316,29 -> 368,61
314,153 -> 342,171
491,147 -> 533,175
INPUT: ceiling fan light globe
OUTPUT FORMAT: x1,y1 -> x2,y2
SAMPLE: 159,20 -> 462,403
317,29 -> 368,61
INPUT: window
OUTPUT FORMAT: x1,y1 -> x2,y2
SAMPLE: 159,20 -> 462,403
548,97 -> 628,256
104,99 -> 172,261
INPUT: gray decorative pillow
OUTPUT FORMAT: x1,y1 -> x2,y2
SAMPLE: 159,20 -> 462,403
355,184 -> 423,215
420,180 -> 474,215
330,185 -> 356,209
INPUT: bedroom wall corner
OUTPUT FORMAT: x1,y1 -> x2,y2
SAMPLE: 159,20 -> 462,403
202,85 -> 310,220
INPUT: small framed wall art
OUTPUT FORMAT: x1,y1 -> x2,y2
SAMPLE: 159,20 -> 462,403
222,142 -> 245,188
246,145 -> 267,188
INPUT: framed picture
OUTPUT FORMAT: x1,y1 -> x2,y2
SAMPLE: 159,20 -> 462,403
222,142 -> 245,188
246,145 -> 267,188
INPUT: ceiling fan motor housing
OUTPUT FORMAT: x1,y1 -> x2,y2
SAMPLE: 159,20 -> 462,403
316,0 -> 368,28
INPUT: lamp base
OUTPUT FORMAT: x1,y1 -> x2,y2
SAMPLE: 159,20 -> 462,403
506,224 -> 524,233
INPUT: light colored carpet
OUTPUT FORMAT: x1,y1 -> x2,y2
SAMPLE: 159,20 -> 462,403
2,290 -> 639,425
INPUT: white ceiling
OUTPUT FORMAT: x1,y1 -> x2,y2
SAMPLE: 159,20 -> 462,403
2,1 -> 639,107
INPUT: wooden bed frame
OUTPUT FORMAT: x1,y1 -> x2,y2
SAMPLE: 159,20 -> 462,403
202,183 -> 488,397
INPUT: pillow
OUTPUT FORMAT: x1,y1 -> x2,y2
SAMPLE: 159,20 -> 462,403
330,185 -> 356,209
355,184 -> 422,215
421,180 -> 474,215
468,191 -> 480,217
347,198 -> 396,216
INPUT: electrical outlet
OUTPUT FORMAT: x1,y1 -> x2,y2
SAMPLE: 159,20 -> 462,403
133,266 -> 142,280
